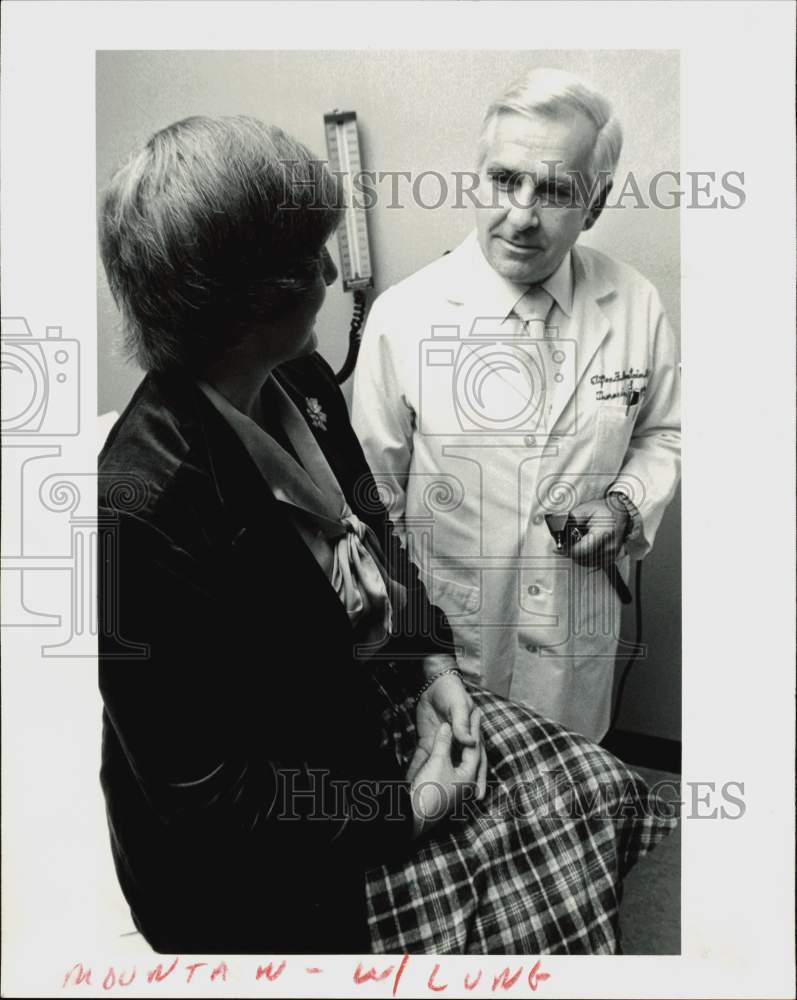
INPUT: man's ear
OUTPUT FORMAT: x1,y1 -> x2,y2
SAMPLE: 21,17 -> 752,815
582,179 -> 612,232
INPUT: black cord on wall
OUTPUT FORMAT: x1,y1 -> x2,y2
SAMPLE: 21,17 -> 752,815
335,289 -> 368,384
610,559 -> 644,731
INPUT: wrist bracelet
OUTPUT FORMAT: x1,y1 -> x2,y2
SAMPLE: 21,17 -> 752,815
414,667 -> 463,705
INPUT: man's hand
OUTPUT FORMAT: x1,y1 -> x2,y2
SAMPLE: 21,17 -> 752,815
564,496 -> 630,568
406,713 -> 484,839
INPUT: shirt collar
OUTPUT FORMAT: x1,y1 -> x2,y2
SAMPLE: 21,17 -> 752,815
465,231 -> 574,319
539,250 -> 574,317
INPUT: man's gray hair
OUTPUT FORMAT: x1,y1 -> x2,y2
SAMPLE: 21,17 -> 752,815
478,67 -> 623,191
99,116 -> 342,373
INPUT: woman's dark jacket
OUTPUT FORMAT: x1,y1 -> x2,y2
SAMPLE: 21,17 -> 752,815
97,352 -> 455,954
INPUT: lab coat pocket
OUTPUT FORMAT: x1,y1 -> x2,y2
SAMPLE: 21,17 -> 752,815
591,403 -> 635,477
570,562 -> 623,652
420,570 -> 483,679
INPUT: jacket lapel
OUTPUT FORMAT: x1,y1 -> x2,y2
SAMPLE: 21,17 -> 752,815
157,373 -> 356,642
188,378 -> 281,536
546,247 -> 614,435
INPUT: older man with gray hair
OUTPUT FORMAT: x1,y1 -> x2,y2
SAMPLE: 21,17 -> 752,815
353,68 -> 681,742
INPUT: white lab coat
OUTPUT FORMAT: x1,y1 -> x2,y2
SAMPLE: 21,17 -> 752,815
352,232 -> 681,740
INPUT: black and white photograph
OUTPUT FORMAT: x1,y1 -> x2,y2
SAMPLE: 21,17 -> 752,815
1,3 -> 794,998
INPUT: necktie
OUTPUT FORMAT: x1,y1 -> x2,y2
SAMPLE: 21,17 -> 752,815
514,288 -> 556,430
515,287 -> 554,339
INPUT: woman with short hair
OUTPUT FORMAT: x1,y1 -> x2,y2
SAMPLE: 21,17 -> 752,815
99,115 -> 483,954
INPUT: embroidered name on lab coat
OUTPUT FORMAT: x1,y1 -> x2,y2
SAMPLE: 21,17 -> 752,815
591,368 -> 650,402
590,367 -> 650,386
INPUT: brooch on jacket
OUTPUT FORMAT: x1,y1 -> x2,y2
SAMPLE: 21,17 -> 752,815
305,397 -> 328,431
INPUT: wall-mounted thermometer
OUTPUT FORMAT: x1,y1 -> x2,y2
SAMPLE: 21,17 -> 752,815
323,110 -> 374,292
324,110 -> 374,383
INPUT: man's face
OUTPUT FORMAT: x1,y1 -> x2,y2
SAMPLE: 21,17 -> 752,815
475,109 -> 603,285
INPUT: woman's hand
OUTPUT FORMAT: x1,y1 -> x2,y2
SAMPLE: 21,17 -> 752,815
417,667 -> 477,748
407,713 -> 484,839
413,660 -> 488,808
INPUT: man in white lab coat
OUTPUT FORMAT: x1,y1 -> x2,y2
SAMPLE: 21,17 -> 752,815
352,68 -> 681,741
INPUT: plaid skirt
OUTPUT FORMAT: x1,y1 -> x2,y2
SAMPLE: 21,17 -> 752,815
365,672 -> 678,955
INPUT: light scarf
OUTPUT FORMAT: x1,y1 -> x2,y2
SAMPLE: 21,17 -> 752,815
198,377 -> 405,654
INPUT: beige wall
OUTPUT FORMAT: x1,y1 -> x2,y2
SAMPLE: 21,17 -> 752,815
96,49 -> 680,740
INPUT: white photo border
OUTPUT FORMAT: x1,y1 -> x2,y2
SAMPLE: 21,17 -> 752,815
2,2 -> 795,997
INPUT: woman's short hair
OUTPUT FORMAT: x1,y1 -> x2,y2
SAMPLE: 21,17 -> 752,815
477,68 -> 623,196
99,116 -> 342,373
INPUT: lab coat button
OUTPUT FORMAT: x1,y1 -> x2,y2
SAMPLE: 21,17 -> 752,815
524,435 -> 536,447
528,584 -> 541,596
526,644 -> 538,653
532,514 -> 544,525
